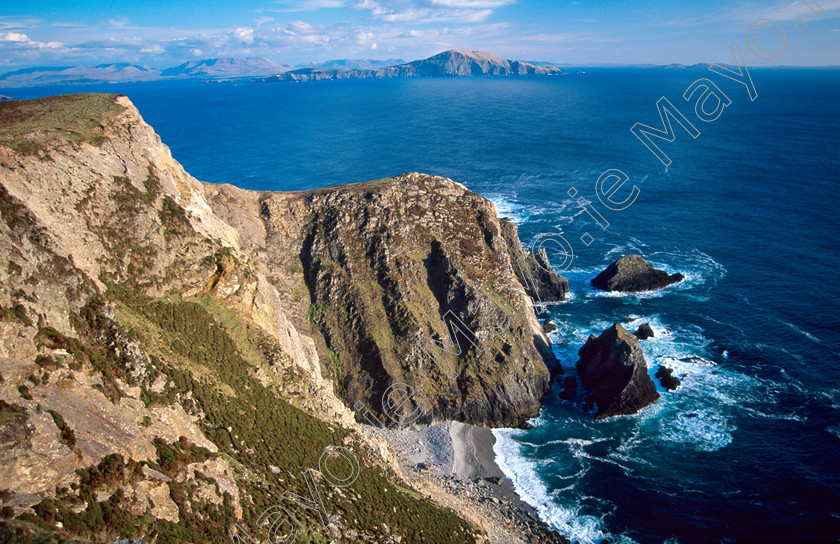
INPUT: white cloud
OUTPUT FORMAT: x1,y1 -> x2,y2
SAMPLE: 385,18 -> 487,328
234,27 -> 255,43
353,0 -> 380,9
140,44 -> 165,54
349,0 -> 507,24
0,31 -> 70,66
0,0 -> 519,69
0,31 -> 63,49
722,0 -> 840,23
0,32 -> 29,42
0,17 -> 41,31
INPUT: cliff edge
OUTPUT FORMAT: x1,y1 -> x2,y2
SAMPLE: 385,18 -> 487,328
0,93 -> 566,542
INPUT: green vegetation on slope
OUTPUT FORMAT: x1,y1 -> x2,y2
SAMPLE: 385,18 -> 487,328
0,94 -> 125,156
1,286 -> 478,543
113,289 -> 478,544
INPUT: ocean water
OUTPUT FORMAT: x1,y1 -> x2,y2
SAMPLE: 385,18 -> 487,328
6,68 -> 840,543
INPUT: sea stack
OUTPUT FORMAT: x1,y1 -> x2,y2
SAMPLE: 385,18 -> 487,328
591,254 -> 684,292
576,323 -> 659,420
655,366 -> 681,391
634,323 -> 655,340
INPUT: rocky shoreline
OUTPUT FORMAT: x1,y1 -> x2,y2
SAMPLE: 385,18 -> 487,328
374,421 -> 568,544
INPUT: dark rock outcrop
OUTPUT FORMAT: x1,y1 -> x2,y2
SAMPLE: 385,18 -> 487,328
591,254 -> 684,292
558,376 -> 577,401
634,323 -> 655,340
576,323 -> 659,420
655,366 -> 681,391
499,221 -> 569,303
253,173 -> 557,427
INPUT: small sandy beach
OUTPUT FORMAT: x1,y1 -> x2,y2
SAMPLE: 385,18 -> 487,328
374,421 -> 567,544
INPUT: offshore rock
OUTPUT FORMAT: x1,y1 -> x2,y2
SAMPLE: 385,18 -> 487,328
576,323 -> 659,420
591,254 -> 684,292
655,366 -> 681,391
634,323 -> 655,340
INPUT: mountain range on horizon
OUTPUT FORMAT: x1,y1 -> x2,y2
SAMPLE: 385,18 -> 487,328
0,50 -> 561,88
159,57 -> 294,78
263,50 -> 562,82
0,50 -> 748,89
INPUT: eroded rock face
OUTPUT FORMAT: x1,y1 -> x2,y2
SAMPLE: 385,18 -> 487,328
242,173 -> 558,427
576,323 -> 659,420
499,221 -> 569,304
655,366 -> 681,391
591,254 -> 683,293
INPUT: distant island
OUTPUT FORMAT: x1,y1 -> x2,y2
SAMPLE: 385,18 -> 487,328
0,50 -> 562,88
260,50 -> 562,82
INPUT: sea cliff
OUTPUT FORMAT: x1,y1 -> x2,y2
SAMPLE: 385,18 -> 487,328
0,93 -> 566,543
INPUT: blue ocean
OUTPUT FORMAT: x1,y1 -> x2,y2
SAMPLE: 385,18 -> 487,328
6,68 -> 839,543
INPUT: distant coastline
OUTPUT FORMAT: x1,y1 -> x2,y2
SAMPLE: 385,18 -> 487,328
0,49 -> 561,88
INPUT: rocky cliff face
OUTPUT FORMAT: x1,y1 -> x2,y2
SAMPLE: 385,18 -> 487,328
0,93 -> 562,542
498,221 -> 569,305
576,323 -> 659,420
205,172 -> 557,427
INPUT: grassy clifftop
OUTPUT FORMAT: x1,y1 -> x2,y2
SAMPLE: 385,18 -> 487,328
0,94 -> 126,155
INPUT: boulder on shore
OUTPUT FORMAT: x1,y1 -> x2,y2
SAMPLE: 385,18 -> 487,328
591,254 -> 684,292
576,323 -> 659,420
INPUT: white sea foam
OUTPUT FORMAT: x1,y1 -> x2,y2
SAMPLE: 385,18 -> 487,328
818,388 -> 840,410
492,428 -> 617,544
778,319 -> 822,343
495,243 -> 801,538
657,408 -> 734,451
631,313 -> 816,442
556,311 -> 766,452
487,195 -> 532,225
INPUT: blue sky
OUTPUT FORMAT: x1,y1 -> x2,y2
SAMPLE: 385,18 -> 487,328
1,0 -> 839,69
